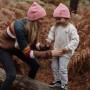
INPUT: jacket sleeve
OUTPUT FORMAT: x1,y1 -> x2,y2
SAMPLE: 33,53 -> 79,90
46,26 -> 55,43
14,20 -> 28,50
33,50 -> 52,59
65,26 -> 79,51
22,45 -> 52,59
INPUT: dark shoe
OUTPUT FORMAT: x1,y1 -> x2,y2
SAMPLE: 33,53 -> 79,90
60,88 -> 66,90
49,81 -> 61,87
60,84 -> 67,90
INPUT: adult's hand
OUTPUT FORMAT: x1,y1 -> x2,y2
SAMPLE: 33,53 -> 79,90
52,49 -> 63,57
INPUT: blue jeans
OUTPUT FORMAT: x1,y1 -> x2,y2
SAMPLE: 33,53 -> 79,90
0,48 -> 40,90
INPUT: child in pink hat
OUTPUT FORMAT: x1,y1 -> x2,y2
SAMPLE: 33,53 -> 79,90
46,3 -> 79,90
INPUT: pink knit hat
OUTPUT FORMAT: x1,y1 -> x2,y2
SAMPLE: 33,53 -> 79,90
27,2 -> 46,21
53,3 -> 70,18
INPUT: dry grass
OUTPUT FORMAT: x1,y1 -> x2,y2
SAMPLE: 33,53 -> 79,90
0,0 -> 90,89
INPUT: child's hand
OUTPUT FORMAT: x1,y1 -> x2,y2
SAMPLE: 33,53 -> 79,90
39,42 -> 51,51
45,41 -> 51,49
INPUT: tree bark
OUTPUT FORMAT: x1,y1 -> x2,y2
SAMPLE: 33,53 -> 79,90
0,68 -> 60,90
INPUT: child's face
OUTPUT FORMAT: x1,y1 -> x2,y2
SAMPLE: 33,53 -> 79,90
55,17 -> 69,26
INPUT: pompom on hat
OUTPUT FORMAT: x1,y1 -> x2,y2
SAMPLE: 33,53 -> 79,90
53,3 -> 70,18
27,2 -> 46,21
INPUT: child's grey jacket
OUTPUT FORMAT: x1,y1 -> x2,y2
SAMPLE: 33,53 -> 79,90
46,23 -> 79,58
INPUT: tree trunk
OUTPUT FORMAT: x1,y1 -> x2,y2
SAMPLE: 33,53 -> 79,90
0,68 -> 60,90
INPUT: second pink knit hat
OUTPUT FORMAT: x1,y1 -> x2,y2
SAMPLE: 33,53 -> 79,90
27,2 -> 46,21
53,3 -> 70,18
